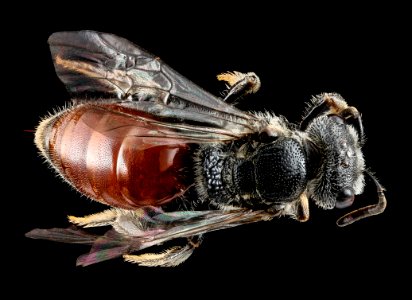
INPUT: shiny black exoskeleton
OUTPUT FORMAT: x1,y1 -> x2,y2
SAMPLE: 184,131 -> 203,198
200,137 -> 309,208
197,94 -> 369,215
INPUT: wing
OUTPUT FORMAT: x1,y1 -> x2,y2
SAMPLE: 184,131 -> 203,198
26,208 -> 280,266
48,30 -> 263,136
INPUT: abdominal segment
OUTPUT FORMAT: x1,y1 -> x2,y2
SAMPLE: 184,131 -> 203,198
36,103 -> 191,209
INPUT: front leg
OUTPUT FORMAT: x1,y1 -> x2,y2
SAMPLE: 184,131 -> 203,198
300,93 -> 364,142
217,71 -> 261,103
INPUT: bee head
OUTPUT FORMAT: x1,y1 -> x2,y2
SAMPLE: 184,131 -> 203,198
304,114 -> 365,210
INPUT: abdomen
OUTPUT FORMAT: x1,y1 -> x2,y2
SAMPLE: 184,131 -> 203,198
35,102 -> 191,209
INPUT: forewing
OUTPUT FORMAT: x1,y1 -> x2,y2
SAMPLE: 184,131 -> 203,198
25,209 -> 280,266
147,209 -> 279,243
25,226 -> 98,244
76,101 -> 256,143
26,227 -> 132,266
48,30 -> 260,133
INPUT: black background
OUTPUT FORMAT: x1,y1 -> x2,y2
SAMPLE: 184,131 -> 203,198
6,4 -> 409,298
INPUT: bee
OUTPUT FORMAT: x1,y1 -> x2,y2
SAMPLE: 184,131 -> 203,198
26,30 -> 386,267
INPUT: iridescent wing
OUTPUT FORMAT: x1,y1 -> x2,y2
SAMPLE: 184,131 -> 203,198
48,30 -> 263,137
26,208 -> 280,266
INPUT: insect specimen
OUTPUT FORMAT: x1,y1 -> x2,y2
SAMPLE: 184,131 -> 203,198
26,31 -> 386,267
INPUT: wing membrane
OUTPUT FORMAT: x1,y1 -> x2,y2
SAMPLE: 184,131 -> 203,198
76,101 -> 256,143
26,208 -> 279,266
48,30 -> 256,122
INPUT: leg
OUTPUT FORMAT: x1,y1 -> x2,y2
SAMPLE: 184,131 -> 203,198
68,209 -> 118,227
282,192 -> 310,222
68,206 -> 163,230
295,192 -> 310,222
123,235 -> 202,267
217,71 -> 261,103
300,93 -> 364,142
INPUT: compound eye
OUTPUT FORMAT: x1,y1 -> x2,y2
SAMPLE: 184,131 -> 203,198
335,187 -> 355,209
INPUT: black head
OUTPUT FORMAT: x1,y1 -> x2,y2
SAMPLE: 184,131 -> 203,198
300,93 -> 386,226
305,114 -> 365,210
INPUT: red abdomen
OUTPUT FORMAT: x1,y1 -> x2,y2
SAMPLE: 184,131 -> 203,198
36,103 -> 191,209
